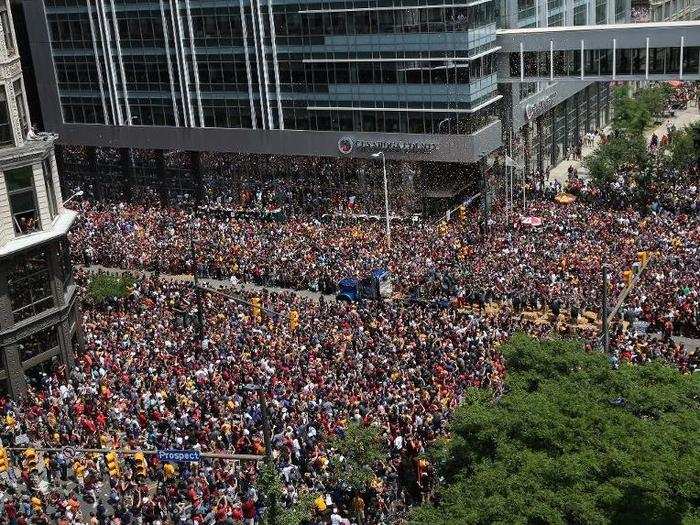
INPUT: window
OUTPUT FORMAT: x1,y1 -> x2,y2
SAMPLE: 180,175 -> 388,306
0,9 -> 15,55
7,248 -> 55,322
596,0 -> 607,24
43,158 -> 58,221
574,4 -> 587,24
13,80 -> 28,138
0,86 -> 12,146
5,166 -> 41,236
18,326 -> 59,363
59,238 -> 74,292
548,12 -> 564,25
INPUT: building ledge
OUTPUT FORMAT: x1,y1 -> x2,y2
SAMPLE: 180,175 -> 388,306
0,209 -> 77,258
0,135 -> 56,168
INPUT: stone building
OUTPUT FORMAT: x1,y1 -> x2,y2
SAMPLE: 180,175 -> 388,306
0,0 -> 80,398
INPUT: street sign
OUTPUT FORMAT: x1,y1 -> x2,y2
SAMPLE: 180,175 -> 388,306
61,446 -> 76,460
156,449 -> 201,463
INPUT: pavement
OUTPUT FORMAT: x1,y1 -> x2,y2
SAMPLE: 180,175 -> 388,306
548,105 -> 700,188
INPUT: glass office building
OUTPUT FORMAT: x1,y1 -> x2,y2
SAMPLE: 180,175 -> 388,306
44,0 -> 502,137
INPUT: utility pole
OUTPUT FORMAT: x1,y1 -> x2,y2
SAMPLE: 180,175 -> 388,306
242,384 -> 276,525
189,224 -> 205,344
601,258 -> 610,354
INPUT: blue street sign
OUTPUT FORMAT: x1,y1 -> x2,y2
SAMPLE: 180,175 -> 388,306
156,449 -> 201,463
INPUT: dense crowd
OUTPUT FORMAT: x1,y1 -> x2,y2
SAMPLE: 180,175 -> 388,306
69,195 -> 699,337
2,88 -> 697,523
1,274 -> 511,524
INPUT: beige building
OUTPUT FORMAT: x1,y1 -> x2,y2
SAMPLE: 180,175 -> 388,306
0,0 -> 80,398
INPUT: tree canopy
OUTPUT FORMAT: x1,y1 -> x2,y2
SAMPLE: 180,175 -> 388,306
86,272 -> 135,303
412,335 -> 700,525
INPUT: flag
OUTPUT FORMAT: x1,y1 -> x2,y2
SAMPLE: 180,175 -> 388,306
505,155 -> 522,169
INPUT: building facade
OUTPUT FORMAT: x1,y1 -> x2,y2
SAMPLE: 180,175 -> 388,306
0,0 -> 79,398
500,0 -> 628,177
650,0 -> 698,22
21,0 -> 507,164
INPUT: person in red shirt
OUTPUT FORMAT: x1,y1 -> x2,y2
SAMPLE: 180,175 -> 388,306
242,498 -> 256,525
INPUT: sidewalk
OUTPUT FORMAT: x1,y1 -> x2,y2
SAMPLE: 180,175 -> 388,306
548,106 -> 700,188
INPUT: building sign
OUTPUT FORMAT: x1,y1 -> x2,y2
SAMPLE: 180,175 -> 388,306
338,136 -> 437,155
524,91 -> 559,121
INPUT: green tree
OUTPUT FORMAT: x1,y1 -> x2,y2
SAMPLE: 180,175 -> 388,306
328,422 -> 387,491
257,461 -> 319,525
86,272 -> 135,303
663,123 -> 698,172
412,335 -> 700,525
585,134 -> 651,191
612,89 -> 651,135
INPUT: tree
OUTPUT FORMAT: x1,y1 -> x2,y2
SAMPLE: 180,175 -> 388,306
257,461 -> 319,525
612,88 -> 651,135
662,123 -> 698,172
86,272 -> 135,303
585,134 -> 650,192
328,422 -> 387,492
412,335 -> 700,525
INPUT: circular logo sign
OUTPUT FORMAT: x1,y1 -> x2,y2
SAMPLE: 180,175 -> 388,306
338,137 -> 354,155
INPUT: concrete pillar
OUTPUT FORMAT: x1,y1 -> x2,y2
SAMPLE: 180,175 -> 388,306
536,116 -> 544,175
3,344 -> 26,399
119,147 -> 134,202
190,150 -> 203,208
524,124 -> 532,176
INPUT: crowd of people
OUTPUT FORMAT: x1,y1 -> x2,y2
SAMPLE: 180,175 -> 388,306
1,86 -> 697,523
68,194 -> 698,338
1,273 -> 511,523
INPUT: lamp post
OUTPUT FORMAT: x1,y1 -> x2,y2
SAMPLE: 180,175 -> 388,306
240,383 -> 276,525
371,151 -> 391,249
189,223 -> 205,344
62,189 -> 84,206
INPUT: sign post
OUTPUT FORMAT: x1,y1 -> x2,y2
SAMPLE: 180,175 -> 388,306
156,450 -> 201,463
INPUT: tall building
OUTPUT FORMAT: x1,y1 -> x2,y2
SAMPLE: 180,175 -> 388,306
650,0 -> 698,22
500,0 -> 630,177
0,0 -> 80,398
23,0 -> 504,164
16,0 -> 698,196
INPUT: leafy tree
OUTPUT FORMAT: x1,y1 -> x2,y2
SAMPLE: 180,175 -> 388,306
86,272 -> 135,303
585,134 -> 650,191
612,89 -> 651,135
328,422 -> 387,491
662,123 -> 698,172
412,335 -> 700,525
257,461 -> 319,525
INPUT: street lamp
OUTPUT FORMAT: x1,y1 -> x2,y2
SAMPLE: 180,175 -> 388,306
62,190 -> 84,206
371,151 -> 391,249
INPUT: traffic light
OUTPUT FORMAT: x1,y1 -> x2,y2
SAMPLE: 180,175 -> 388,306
289,309 -> 299,331
0,447 -> 8,473
637,251 -> 648,266
458,205 -> 466,221
73,461 -> 86,479
23,448 -> 38,473
623,270 -> 633,288
30,496 -> 42,513
106,452 -> 120,477
163,463 -> 176,479
133,452 -> 147,478
251,297 -> 261,322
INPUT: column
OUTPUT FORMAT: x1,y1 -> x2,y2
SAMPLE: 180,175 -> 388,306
57,314 -> 76,369
155,150 -> 168,206
190,150 -> 202,208
3,344 -> 26,399
536,116 -> 544,176
119,147 -> 134,202
595,84 -> 601,129
524,124 -> 532,177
